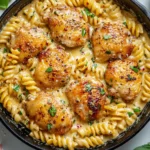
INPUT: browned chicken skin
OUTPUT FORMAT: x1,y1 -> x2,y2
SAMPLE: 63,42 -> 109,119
92,22 -> 134,63
66,79 -> 107,122
105,59 -> 142,101
44,5 -> 89,48
26,91 -> 73,134
34,45 -> 71,89
10,26 -> 49,63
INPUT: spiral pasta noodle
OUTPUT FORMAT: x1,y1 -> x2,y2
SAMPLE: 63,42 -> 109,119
20,72 -> 40,95
0,17 -> 22,44
0,86 -> 22,122
75,136 -> 103,148
30,132 -> 77,150
141,73 -> 150,102
102,0 -> 122,19
77,122 -> 116,137
144,43 -> 150,70
76,56 -> 106,79
82,10 -> 100,25
122,11 -> 143,37
27,57 -> 38,74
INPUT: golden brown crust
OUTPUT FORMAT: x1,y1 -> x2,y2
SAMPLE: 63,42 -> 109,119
26,91 -> 73,134
10,26 -> 49,63
92,22 -> 134,63
104,59 -> 142,101
66,79 -> 107,122
44,5 -> 89,48
34,45 -> 71,89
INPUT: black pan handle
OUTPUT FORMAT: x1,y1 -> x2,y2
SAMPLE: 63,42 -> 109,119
131,0 -> 150,19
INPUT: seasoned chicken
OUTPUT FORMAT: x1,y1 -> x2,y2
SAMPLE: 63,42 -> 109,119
92,22 -> 134,63
66,79 -> 106,122
105,59 -> 142,101
10,26 -> 49,63
44,5 -> 89,48
26,91 -> 73,134
34,45 -> 71,88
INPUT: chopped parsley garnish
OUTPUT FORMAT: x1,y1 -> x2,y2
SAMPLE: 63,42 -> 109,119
130,66 -> 139,73
25,89 -> 29,97
45,67 -> 53,73
48,106 -> 57,117
18,111 -> 23,115
47,123 -> 52,130
13,85 -> 20,92
85,83 -> 92,92
82,28 -> 86,37
73,119 -> 76,123
123,21 -> 127,26
91,57 -> 95,63
103,35 -> 112,40
108,95 -> 114,103
83,8 -> 95,18
105,50 -> 111,54
3,48 -> 9,53
93,63 -> 97,69
88,121 -> 94,126
127,112 -> 134,117
60,100 -> 66,105
88,40 -> 92,49
127,74 -> 136,81
17,48 -> 21,51
80,47 -> 84,53
99,88 -> 105,95
133,107 -> 141,113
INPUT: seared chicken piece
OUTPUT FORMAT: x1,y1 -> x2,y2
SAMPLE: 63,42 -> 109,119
34,45 -> 71,88
66,79 -> 106,122
44,5 -> 89,48
10,26 -> 49,63
26,91 -> 73,135
105,59 -> 141,101
92,22 -> 134,63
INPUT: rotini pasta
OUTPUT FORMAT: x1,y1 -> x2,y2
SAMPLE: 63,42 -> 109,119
30,132 -> 77,150
77,122 -> 116,137
122,11 -> 143,37
141,73 -> 150,102
20,72 -> 40,96
0,0 -> 149,149
0,17 -> 22,44
75,136 -> 103,148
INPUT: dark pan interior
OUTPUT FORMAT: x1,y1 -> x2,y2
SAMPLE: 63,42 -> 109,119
0,0 -> 150,150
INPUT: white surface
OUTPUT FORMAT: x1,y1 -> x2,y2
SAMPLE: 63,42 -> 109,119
0,0 -> 150,150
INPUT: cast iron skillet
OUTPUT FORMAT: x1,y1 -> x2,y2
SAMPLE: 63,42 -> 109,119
0,0 -> 150,150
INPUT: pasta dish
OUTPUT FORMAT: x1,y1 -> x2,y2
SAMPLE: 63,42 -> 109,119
0,0 -> 150,149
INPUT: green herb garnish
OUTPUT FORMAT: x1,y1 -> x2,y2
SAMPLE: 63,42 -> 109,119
45,67 -> 53,73
47,123 -> 52,130
82,28 -> 86,37
99,88 -> 105,95
127,112 -> 134,117
133,107 -> 141,113
103,35 -> 112,40
85,83 -> 92,92
105,50 -> 111,54
83,8 -> 95,18
127,74 -> 136,81
13,85 -> 20,92
18,111 -> 23,116
48,106 -> 57,117
108,95 -> 114,103
123,21 -> 127,26
3,48 -> 9,53
130,66 -> 139,73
